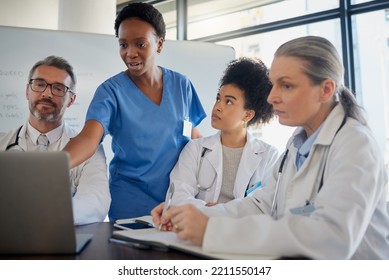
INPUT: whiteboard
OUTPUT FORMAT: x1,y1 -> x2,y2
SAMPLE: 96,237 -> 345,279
0,26 -> 235,162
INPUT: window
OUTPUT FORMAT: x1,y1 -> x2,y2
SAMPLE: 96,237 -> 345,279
352,9 -> 389,168
187,0 -> 339,40
144,0 -> 389,172
217,19 -> 342,151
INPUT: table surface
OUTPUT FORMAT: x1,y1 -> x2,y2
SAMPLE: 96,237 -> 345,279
0,222 -> 201,260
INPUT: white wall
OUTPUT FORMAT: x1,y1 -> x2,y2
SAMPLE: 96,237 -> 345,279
0,26 -> 235,166
0,0 -> 116,35
0,0 -> 59,30
58,0 -> 116,34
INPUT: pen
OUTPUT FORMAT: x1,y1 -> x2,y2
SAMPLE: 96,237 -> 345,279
109,237 -> 150,249
245,181 -> 262,196
159,182 -> 175,230
109,237 -> 169,252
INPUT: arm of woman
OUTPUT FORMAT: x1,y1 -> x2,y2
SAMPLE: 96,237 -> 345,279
63,120 -> 104,168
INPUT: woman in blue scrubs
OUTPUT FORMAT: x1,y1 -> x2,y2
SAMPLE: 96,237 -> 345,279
63,2 -> 206,220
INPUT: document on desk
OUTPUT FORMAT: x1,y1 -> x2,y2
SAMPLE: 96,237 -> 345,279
111,216 -> 277,260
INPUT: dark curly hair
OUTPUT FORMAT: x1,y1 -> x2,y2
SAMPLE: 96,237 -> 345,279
114,2 -> 166,39
219,57 -> 274,126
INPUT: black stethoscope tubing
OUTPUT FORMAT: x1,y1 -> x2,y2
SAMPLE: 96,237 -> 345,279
270,149 -> 289,217
5,125 -> 23,151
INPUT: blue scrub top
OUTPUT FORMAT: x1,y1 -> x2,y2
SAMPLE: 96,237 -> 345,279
86,67 -> 206,220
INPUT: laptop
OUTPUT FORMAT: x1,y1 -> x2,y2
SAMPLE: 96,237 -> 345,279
0,151 -> 92,254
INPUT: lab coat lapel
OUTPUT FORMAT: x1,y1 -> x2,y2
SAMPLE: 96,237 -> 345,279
234,133 -> 263,197
16,124 -> 29,151
58,124 -> 73,149
201,133 -> 222,177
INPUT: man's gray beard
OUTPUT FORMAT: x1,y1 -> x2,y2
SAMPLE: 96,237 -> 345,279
31,109 -> 58,122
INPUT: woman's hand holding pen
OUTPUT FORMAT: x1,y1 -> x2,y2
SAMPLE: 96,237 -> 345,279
151,202 -> 209,245
151,202 -> 174,231
167,204 -> 209,246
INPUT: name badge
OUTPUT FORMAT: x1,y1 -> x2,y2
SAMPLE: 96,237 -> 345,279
183,119 -> 192,138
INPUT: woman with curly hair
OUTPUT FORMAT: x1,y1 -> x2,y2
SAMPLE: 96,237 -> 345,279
169,57 -> 278,207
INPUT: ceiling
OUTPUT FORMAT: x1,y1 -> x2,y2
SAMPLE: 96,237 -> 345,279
116,0 -> 281,25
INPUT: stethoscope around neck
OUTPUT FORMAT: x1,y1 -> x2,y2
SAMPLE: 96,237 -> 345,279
270,149 -> 289,218
196,147 -> 216,191
270,113 -> 347,219
5,125 -> 24,151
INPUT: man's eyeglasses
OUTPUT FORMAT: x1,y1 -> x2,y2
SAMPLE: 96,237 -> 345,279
28,78 -> 72,97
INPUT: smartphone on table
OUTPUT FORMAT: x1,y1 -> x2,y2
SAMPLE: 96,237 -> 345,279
114,217 -> 155,230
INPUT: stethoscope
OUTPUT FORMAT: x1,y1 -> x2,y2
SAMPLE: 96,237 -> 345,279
270,149 -> 289,218
196,147 -> 216,191
5,125 -> 24,151
270,114 -> 347,219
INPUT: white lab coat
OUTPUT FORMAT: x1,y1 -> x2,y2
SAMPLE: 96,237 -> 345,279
201,104 -> 389,259
0,122 -> 111,225
170,131 -> 279,207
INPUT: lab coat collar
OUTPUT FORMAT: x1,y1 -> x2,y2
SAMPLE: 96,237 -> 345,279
58,123 -> 78,149
201,131 -> 221,151
314,103 -> 346,146
201,131 -> 269,154
290,103 -> 346,148
200,131 -> 265,195
200,132 -> 222,175
26,122 -> 64,145
16,121 -> 77,150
